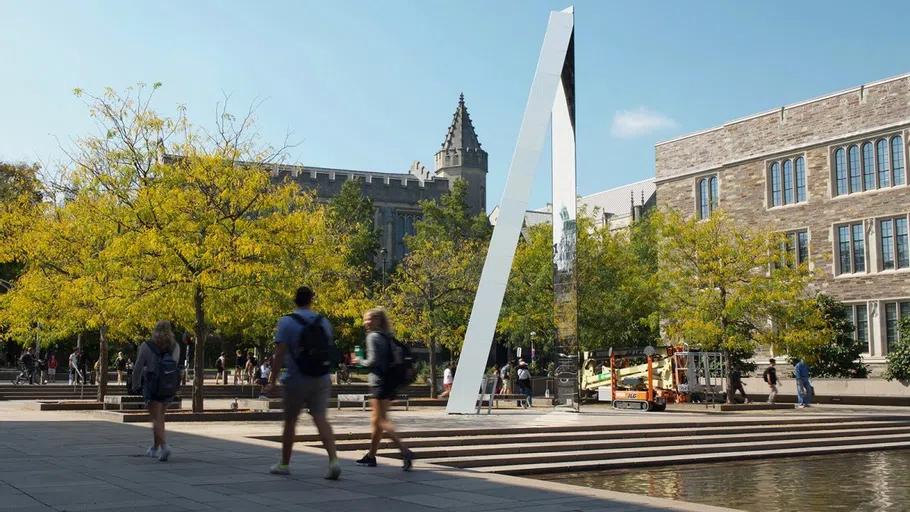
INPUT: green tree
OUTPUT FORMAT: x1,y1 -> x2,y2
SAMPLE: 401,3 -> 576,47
499,222 -> 555,355
788,294 -> 869,378
328,178 -> 381,277
655,209 -> 828,402
61,83 -> 360,411
386,180 -> 490,396
884,318 -> 910,382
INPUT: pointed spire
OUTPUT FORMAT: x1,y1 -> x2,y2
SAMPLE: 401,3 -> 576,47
440,93 -> 482,152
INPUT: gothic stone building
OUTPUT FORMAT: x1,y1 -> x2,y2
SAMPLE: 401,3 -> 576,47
655,73 -> 910,367
272,94 -> 487,260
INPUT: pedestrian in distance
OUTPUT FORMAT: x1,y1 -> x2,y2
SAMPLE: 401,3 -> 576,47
132,320 -> 181,462
439,362 -> 455,397
500,361 -> 512,395
353,307 -> 414,471
215,352 -> 226,385
266,286 -> 340,480
517,359 -> 532,407
69,348 -> 80,385
48,354 -> 58,383
794,358 -> 812,408
729,366 -> 749,404
116,352 -> 126,385
763,359 -> 778,404
234,350 -> 244,385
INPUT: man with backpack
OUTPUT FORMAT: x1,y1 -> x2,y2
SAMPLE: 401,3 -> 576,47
265,286 -> 340,480
353,307 -> 414,471
762,358 -> 778,404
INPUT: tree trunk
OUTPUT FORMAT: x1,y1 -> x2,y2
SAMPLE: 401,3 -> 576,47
428,338 -> 438,398
192,285 -> 208,413
96,326 -> 108,402
723,348 -> 734,404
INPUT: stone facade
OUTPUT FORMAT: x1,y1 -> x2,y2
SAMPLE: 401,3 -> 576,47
655,73 -> 910,363
278,94 -> 488,260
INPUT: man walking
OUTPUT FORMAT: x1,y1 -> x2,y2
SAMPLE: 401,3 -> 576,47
69,348 -> 80,385
265,286 -> 340,480
762,359 -> 779,404
729,366 -> 749,404
794,358 -> 812,408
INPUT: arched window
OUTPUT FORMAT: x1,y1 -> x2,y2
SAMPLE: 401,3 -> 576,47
848,145 -> 861,194
783,159 -> 794,204
795,157 -> 807,202
709,176 -> 718,211
892,136 -> 905,186
698,178 -> 709,219
877,139 -> 890,188
395,215 -> 406,259
770,162 -> 781,206
862,142 -> 875,191
834,148 -> 847,196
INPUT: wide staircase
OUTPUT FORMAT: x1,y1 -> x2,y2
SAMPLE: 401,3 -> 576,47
0,383 -> 432,401
299,416 -> 910,475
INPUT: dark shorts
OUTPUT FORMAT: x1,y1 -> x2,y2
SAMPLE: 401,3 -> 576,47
371,385 -> 397,401
143,384 -> 175,404
283,377 -> 331,420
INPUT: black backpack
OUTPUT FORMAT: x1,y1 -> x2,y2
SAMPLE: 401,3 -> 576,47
145,342 -> 180,399
382,333 -> 415,388
287,313 -> 332,377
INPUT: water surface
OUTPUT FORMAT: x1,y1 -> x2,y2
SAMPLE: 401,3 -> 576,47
534,450 -> 910,512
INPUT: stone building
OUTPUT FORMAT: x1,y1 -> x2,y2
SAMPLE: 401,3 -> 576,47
655,73 -> 910,366
273,94 -> 488,260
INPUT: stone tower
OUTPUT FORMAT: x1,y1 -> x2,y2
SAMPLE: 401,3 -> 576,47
434,93 -> 488,216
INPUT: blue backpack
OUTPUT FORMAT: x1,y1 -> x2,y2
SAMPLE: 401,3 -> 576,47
145,342 -> 181,399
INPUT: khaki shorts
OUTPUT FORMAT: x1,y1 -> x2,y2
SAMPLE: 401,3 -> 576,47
283,377 -> 331,419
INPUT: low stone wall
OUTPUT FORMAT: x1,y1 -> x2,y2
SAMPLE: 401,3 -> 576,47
743,378 -> 910,397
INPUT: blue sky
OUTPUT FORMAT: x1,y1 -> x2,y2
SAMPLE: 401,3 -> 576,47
2,0 -> 910,211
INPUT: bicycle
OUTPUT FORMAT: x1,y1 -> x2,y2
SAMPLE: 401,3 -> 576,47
11,363 -> 36,386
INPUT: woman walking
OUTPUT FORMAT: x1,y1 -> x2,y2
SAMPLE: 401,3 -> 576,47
132,320 -> 180,462
354,307 -> 414,471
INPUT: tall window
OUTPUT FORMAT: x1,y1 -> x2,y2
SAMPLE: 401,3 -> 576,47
770,162 -> 781,207
852,304 -> 869,351
886,303 -> 898,350
795,157 -> 807,202
394,213 -> 419,259
879,216 -> 910,270
862,142 -> 875,191
834,148 -> 847,196
848,145 -> 861,193
709,177 -> 718,211
892,136 -> 905,186
697,176 -> 718,219
797,231 -> 809,266
881,219 -> 895,270
783,160 -> 794,204
877,139 -> 891,188
837,223 -> 865,274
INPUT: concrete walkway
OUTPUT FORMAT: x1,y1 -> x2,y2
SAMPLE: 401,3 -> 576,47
0,402 -> 741,512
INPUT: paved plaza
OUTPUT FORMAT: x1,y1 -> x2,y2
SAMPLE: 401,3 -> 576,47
0,401 -> 756,512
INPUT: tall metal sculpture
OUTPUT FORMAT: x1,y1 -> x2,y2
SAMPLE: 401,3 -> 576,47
447,7 -> 576,414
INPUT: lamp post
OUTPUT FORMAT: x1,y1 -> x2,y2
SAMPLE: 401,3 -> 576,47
379,247 -> 388,288
530,331 -> 536,361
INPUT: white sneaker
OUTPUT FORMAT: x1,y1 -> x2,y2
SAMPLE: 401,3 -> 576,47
797,404 -> 806,408
158,445 -> 171,462
146,447 -> 158,458
270,462 -> 290,475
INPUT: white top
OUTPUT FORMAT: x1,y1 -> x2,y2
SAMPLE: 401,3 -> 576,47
443,368 -> 453,385
260,364 -> 271,380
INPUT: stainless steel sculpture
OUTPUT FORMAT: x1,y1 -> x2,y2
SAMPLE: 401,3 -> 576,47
447,7 -> 576,414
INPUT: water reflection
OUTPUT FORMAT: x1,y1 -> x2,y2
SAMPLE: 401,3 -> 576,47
535,449 -> 910,512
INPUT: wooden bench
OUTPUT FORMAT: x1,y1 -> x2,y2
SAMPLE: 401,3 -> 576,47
491,394 -> 530,409
336,394 -> 409,411
103,395 -> 181,411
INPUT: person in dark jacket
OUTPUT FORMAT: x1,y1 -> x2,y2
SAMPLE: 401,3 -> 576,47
353,307 -> 413,471
729,367 -> 749,404
762,359 -> 778,404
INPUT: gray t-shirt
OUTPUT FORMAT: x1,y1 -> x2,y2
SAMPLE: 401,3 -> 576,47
274,308 -> 334,386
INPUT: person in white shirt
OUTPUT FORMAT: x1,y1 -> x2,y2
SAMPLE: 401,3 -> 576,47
440,362 -> 455,397
517,360 -> 532,407
69,349 -> 80,385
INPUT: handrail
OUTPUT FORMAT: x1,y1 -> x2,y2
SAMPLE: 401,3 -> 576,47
73,368 -> 85,400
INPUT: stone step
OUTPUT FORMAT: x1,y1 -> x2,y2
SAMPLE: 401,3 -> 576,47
318,419 -> 910,450
478,440 -> 910,476
376,424 -> 910,459
425,432 -> 910,469
292,414 -> 909,443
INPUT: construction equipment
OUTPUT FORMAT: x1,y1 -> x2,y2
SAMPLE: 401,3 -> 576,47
582,346 -> 726,411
